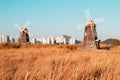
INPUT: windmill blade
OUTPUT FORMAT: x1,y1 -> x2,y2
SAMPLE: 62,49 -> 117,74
85,10 -> 91,21
24,21 -> 31,28
94,18 -> 105,24
14,23 -> 21,31
77,24 -> 85,29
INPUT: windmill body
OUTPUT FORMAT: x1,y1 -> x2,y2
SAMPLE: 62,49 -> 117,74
82,20 -> 100,49
19,28 -> 29,43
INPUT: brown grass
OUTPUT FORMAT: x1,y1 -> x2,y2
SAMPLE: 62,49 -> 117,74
0,44 -> 120,80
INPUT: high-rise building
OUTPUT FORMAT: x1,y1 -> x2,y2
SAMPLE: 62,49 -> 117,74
1,35 -> 10,43
69,37 -> 75,44
56,35 -> 75,44
9,36 -> 16,43
30,38 -> 36,44
0,35 -> 2,43
49,36 -> 55,44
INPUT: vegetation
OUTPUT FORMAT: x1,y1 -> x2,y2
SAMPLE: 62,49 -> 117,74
0,44 -> 120,80
111,39 -> 120,46
102,38 -> 120,47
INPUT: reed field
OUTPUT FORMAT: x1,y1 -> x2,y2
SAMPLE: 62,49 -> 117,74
0,43 -> 120,80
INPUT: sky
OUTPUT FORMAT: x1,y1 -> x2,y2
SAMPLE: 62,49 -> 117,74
0,0 -> 120,41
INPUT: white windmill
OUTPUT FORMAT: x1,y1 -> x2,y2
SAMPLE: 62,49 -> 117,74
14,21 -> 31,43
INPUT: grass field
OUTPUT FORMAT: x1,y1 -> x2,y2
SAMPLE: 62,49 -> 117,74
0,43 -> 120,80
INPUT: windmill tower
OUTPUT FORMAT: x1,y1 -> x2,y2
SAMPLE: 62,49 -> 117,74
14,21 -> 30,43
82,10 -> 105,49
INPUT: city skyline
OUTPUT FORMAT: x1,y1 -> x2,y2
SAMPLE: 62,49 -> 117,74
0,0 -> 120,41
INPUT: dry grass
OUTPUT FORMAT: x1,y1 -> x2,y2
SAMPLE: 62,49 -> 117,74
0,44 -> 120,80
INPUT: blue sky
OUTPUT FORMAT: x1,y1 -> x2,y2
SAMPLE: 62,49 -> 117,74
0,0 -> 120,40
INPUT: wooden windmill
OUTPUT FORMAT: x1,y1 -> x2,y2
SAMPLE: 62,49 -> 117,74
14,21 -> 30,43
82,10 -> 105,49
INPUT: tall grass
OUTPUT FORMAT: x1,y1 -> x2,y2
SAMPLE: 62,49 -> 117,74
0,44 -> 120,80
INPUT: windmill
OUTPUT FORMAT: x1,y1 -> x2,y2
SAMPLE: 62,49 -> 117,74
82,10 -> 105,49
14,21 -> 31,43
